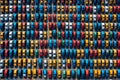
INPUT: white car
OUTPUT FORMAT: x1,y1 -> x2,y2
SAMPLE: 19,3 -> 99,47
5,14 -> 9,21
18,0 -> 22,4
27,22 -> 30,30
5,22 -> 9,30
44,59 -> 48,68
62,60 -> 66,68
39,31 -> 43,39
9,40 -> 13,48
53,49 -> 57,58
26,5 -> 30,12
93,6 -> 97,13
105,6 -> 108,13
9,14 -> 13,21
65,22 -> 69,30
9,22 -> 13,30
9,31 -> 13,39
9,0 -> 13,4
93,14 -> 97,21
0,14 -> 4,22
0,60 -> 4,68
102,23 -> 105,30
0,69 -> 3,78
9,6 -> 13,13
110,60 -> 113,68
48,49 -> 52,58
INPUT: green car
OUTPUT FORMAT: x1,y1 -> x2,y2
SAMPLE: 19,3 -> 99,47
63,70 -> 66,79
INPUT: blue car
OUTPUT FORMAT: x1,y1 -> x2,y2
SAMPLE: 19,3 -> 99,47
71,70 -> 76,79
53,69 -> 57,79
38,58 -> 42,68
9,70 -> 13,78
23,69 -> 27,78
43,69 -> 47,79
9,59 -> 13,67
18,69 -> 22,78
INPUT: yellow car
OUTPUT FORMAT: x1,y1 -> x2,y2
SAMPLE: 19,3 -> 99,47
97,70 -> 101,78
14,59 -> 17,67
30,49 -> 34,57
113,49 -> 117,57
105,59 -> 109,67
76,59 -> 80,68
113,60 -> 117,67
67,59 -> 71,68
22,49 -> 26,57
18,14 -> 22,21
57,49 -> 61,58
33,59 -> 37,67
18,22 -> 22,30
97,32 -> 101,39
27,69 -> 31,78
5,59 -> 9,67
23,58 -> 27,67
31,14 -> 34,21
109,70 -> 113,78
57,70 -> 62,79
5,6 -> 9,13
53,59 -> 57,68
66,70 -> 71,78
94,69 -> 97,78
77,49 -> 80,58
18,59 -> 22,67
14,69 -> 18,77
18,40 -> 22,48
22,31 -> 26,39
18,49 -> 22,57
85,31 -> 89,39
97,59 -> 101,67
113,69 -> 117,78
43,31 -> 47,39
35,40 -> 39,48
101,59 -> 105,67
58,59 -> 62,68
48,59 -> 52,68
30,40 -> 34,48
94,60 -> 97,68
0,32 -> 4,39
85,39 -> 89,47
32,69 -> 37,78
81,49 -> 84,58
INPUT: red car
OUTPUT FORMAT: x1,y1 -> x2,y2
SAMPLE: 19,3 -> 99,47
48,70 -> 52,79
86,69 -> 90,78
5,50 -> 9,57
43,49 -> 48,57
5,40 -> 9,49
38,69 -> 42,78
4,69 -> 9,78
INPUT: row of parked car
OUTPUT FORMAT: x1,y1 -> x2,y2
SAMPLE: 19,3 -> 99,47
0,69 -> 120,79
0,59 -> 120,68
0,49 -> 120,58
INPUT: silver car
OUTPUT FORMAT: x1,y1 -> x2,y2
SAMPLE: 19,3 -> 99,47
0,69 -> 4,78
0,60 -> 4,68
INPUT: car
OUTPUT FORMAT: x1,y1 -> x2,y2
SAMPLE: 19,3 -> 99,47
33,59 -> 37,67
18,59 -> 22,67
77,69 -> 81,79
43,69 -> 47,79
9,69 -> 13,78
30,49 -> 34,57
62,59 -> 66,68
53,69 -> 57,79
109,70 -> 113,78
48,70 -> 52,79
44,59 -> 48,68
94,69 -> 97,78
26,59 -> 31,68
98,70 -> 101,78
14,69 -> 18,78
62,70 -> 66,79
71,70 -> 76,79
27,69 -> 32,78
67,59 -> 71,68
18,69 -> 22,78
9,59 -> 13,67
38,58 -> 42,68
48,59 -> 52,68
57,70 -> 62,79
81,69 -> 85,78
0,69 -> 3,78
5,59 -> 9,67
38,69 -> 42,78
0,59 -> 4,68
53,59 -> 57,68
77,59 -> 80,68
32,69 -> 37,78
23,58 -> 27,67
4,69 -> 8,78
48,49 -> 52,58
53,49 -> 57,58
14,59 -> 17,67
23,69 -> 27,78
